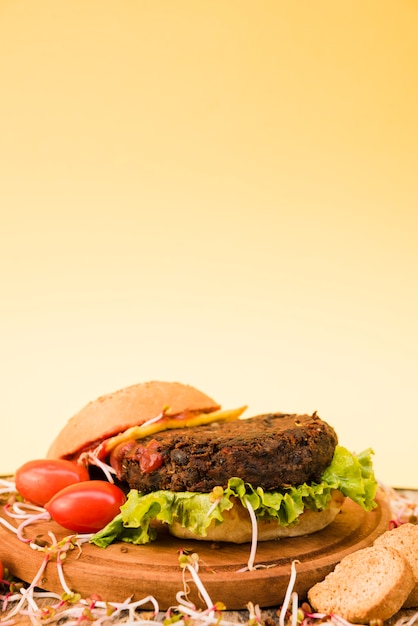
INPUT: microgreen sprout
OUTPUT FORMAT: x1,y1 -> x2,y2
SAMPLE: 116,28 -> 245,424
206,486 -> 224,518
0,479 -> 16,496
78,451 -> 117,483
394,612 -> 418,626
243,497 -> 258,572
309,613 -> 355,626
178,550 -> 214,610
236,497 -> 271,573
3,499 -> 51,544
141,408 -> 169,427
246,601 -> 262,625
1,551 -> 52,619
279,560 -> 299,626
1,500 -> 51,545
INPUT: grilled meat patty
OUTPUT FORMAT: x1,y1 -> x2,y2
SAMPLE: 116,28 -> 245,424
114,412 -> 338,493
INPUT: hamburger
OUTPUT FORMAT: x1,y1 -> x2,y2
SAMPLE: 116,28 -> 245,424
46,381 -> 378,546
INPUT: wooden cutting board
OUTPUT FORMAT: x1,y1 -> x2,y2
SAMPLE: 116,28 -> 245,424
0,490 -> 391,610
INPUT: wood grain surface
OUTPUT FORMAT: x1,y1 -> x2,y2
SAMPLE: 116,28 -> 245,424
0,489 -> 391,611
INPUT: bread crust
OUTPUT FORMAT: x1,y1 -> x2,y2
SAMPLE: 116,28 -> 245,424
46,381 -> 220,460
169,490 -> 345,543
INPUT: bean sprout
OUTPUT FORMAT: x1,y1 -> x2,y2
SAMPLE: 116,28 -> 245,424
78,451 -> 117,483
279,560 -> 299,626
0,479 -> 16,496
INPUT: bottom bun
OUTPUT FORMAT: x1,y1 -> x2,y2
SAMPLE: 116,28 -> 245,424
169,490 -> 345,543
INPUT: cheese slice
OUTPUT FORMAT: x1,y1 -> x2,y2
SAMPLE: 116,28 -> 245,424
98,406 -> 248,458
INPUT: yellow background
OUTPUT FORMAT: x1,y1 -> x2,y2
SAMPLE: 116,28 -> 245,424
1,1 -> 417,487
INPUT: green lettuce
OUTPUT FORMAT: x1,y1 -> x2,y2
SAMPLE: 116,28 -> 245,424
91,445 -> 378,548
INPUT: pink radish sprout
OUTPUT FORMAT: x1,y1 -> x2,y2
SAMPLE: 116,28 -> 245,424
279,560 -> 299,626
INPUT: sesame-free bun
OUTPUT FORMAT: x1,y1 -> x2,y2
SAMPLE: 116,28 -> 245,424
169,490 -> 346,543
46,381 -> 220,461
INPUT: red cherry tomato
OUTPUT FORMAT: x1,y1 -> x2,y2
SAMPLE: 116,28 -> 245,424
45,481 -> 126,533
15,459 -> 90,507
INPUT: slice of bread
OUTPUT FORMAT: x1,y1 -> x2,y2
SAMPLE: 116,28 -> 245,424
374,523 -> 418,608
307,545 -> 414,623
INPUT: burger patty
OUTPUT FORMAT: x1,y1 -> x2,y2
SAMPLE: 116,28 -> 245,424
116,412 -> 338,493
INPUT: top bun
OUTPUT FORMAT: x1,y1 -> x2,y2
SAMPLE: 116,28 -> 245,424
47,381 -> 220,460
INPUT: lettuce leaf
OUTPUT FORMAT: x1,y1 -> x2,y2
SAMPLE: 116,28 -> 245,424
91,446 -> 378,548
